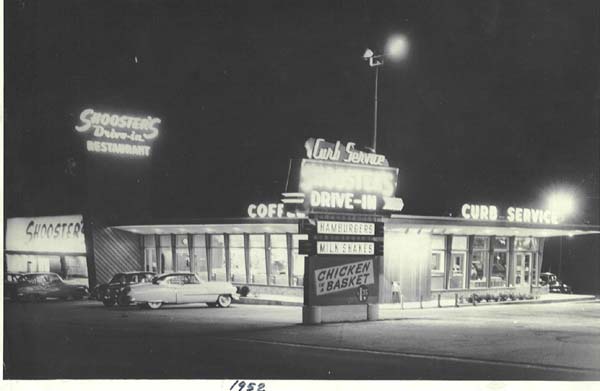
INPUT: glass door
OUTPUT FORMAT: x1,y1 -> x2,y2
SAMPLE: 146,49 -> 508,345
515,253 -> 532,287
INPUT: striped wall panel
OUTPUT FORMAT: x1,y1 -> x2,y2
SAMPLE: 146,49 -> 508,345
92,223 -> 143,284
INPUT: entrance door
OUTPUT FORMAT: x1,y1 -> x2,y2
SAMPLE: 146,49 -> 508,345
515,253 -> 532,287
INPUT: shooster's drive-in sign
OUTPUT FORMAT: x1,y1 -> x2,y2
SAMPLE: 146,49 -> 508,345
75,108 -> 161,157
285,138 -> 403,215
307,256 -> 379,306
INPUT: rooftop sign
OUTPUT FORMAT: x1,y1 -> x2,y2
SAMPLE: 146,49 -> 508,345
461,203 -> 561,225
75,108 -> 161,157
304,138 -> 389,167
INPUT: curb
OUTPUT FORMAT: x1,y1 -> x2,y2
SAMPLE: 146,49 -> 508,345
237,296 -> 597,309
238,297 -> 303,307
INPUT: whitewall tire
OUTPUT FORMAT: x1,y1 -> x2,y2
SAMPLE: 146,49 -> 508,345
146,301 -> 163,310
217,295 -> 232,308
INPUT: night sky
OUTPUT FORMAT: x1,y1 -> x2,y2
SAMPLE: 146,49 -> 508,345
5,1 -> 600,223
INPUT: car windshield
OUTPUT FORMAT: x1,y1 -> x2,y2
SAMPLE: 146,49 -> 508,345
109,274 -> 125,284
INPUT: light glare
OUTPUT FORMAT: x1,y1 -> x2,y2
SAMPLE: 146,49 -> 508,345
385,35 -> 409,60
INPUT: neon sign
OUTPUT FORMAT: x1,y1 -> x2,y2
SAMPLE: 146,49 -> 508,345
461,203 -> 560,225
304,138 -> 388,167
299,160 -> 397,197
75,108 -> 161,157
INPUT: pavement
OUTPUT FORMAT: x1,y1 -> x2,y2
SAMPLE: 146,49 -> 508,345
4,298 -> 600,380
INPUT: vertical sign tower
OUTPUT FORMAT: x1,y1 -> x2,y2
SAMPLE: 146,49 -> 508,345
288,138 -> 403,324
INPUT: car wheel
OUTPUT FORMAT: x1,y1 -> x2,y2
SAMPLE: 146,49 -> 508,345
117,295 -> 130,307
217,295 -> 232,308
102,299 -> 115,307
146,301 -> 163,310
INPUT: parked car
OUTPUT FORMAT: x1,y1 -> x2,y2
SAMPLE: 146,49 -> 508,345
539,272 -> 573,294
93,271 -> 156,307
117,272 -> 239,310
13,272 -> 89,301
4,272 -> 23,299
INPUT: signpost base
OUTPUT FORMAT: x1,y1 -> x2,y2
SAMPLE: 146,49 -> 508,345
302,305 -> 322,325
367,303 -> 380,321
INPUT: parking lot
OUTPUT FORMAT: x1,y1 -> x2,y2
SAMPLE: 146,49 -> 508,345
4,298 -> 600,379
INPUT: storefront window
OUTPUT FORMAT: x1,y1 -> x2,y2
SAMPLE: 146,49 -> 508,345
292,234 -> 307,286
249,234 -> 267,284
269,234 -> 288,286
192,234 -> 208,280
531,254 -> 538,287
490,236 -> 509,288
144,235 -> 157,272
210,235 -> 226,281
175,235 -> 190,272
430,236 -> 445,291
490,252 -> 508,287
229,234 -> 246,283
473,236 -> 489,250
63,256 -> 88,283
158,235 -> 173,273
471,251 -> 488,288
493,236 -> 508,250
515,237 -> 536,251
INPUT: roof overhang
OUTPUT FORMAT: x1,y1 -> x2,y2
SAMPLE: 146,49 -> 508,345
113,218 -> 299,235
110,215 -> 600,238
387,214 -> 600,238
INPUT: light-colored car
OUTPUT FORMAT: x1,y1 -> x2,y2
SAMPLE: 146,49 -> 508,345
117,272 -> 240,309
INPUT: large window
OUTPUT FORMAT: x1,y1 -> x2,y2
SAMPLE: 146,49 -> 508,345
192,234 -> 208,280
292,234 -> 307,286
491,237 -> 508,287
430,236 -> 445,290
159,235 -> 173,274
143,235 -> 158,273
175,235 -> 190,272
210,235 -> 226,281
229,235 -> 247,283
471,237 -> 489,288
449,236 -> 467,289
269,234 -> 289,286
249,235 -> 267,284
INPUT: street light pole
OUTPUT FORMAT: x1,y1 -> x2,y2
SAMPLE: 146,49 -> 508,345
363,34 -> 409,153
373,65 -> 380,152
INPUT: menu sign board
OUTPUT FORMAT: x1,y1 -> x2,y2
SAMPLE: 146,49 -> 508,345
315,259 -> 374,296
306,255 -> 379,306
317,241 -> 375,255
317,221 -> 375,236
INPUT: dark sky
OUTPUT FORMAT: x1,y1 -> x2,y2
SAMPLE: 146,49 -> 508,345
5,0 -> 600,224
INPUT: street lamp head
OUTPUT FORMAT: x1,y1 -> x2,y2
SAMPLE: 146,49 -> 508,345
362,48 -> 374,60
547,191 -> 577,219
385,34 -> 409,61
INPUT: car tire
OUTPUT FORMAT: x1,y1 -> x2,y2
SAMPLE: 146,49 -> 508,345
146,301 -> 163,310
102,299 -> 115,307
217,295 -> 232,308
117,295 -> 130,307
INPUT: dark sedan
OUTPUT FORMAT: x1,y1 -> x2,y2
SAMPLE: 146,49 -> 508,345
4,272 -> 23,299
540,272 -> 573,294
94,271 -> 156,307
14,272 -> 89,301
